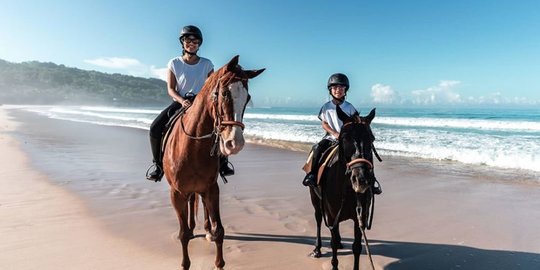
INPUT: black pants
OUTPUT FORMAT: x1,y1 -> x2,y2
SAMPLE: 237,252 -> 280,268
149,102 -> 183,139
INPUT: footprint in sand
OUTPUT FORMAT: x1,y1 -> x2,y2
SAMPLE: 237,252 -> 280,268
283,216 -> 308,233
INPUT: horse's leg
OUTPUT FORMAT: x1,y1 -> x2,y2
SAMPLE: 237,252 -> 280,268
202,182 -> 225,269
330,226 -> 340,270
202,198 -> 212,242
352,219 -> 362,270
186,193 -> 195,239
335,223 -> 344,249
171,189 -> 191,270
309,189 -> 322,258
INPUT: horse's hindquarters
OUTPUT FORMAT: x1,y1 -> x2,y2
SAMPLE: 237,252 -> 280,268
220,127 -> 245,155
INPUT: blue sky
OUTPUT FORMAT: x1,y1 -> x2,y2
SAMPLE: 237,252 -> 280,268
1,0 -> 540,107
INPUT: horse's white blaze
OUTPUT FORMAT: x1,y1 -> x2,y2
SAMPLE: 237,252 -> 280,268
220,81 -> 248,156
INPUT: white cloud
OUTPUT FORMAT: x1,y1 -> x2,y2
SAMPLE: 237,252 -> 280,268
371,83 -> 401,104
150,65 -> 169,81
367,80 -> 539,106
411,80 -> 461,105
84,57 -> 142,69
84,57 -> 166,81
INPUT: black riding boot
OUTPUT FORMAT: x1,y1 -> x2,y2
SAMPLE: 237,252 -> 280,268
219,156 -> 235,177
146,136 -> 164,182
302,145 -> 323,187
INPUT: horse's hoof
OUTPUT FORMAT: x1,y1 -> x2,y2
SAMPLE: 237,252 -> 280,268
309,250 -> 322,258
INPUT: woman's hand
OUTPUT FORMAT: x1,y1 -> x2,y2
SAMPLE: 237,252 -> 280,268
181,99 -> 192,108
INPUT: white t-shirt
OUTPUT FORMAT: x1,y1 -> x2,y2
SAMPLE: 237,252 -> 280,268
318,100 -> 359,140
167,56 -> 214,98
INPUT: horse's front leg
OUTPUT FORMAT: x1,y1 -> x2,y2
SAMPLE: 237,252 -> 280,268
202,182 -> 225,269
309,189 -> 322,258
330,226 -> 340,270
352,219 -> 362,270
171,189 -> 191,270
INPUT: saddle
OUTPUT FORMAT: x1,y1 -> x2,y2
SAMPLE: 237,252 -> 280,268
302,144 -> 339,185
161,107 -> 186,152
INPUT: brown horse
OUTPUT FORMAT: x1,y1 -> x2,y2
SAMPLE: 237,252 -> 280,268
309,105 -> 377,270
163,55 -> 264,270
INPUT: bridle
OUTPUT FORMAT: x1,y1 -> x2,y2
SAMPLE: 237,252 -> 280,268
341,121 -> 376,172
179,75 -> 248,156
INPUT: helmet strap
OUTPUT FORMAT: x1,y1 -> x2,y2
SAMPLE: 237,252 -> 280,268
330,91 -> 346,103
182,49 -> 198,56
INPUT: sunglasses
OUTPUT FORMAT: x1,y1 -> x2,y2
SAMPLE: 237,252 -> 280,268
181,37 -> 201,45
330,84 -> 347,89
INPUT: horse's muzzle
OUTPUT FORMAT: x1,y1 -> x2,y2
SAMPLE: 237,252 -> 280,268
220,127 -> 245,155
350,167 -> 370,194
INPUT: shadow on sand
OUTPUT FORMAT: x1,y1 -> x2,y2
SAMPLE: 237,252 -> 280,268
224,232 -> 540,270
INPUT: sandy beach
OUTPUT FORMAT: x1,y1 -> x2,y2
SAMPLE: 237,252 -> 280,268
1,106 -> 540,270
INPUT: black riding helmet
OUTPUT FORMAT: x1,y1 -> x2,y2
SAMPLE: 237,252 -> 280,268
179,25 -> 203,45
327,73 -> 350,91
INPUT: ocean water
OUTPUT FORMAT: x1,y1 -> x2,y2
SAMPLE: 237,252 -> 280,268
5,104 -> 540,176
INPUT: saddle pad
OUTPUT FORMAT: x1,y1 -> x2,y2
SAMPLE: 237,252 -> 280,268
161,107 -> 186,152
302,145 -> 339,185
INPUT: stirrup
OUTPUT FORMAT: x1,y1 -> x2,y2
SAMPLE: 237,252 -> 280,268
219,160 -> 234,179
372,179 -> 382,195
302,173 -> 317,187
146,163 -> 163,182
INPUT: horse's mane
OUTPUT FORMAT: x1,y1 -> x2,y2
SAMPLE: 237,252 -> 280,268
199,65 -> 238,97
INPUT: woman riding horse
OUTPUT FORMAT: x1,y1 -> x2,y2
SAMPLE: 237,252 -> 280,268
146,25 -> 234,182
163,55 -> 264,270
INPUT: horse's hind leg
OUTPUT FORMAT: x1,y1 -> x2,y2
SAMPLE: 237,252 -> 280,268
186,193 -> 196,239
335,223 -> 344,249
202,183 -> 225,269
171,189 -> 191,270
202,199 -> 212,242
352,219 -> 362,270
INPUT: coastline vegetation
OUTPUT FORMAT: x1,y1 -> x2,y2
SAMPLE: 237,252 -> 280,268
0,59 -> 168,106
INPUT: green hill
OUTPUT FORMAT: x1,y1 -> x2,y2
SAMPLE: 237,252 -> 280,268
0,59 -> 169,106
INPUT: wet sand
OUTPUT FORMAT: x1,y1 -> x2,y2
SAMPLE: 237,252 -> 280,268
1,107 -> 540,270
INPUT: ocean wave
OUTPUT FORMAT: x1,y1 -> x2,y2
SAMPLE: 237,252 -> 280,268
79,106 -> 160,114
6,105 -> 539,174
244,113 -> 318,122
27,107 -> 154,125
375,117 -> 540,132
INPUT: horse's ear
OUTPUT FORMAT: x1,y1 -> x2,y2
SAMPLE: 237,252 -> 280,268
245,68 -> 265,79
226,55 -> 240,71
336,104 -> 353,124
365,108 -> 376,124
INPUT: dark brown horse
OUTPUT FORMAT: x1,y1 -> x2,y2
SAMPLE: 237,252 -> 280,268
309,105 -> 377,270
163,55 -> 264,270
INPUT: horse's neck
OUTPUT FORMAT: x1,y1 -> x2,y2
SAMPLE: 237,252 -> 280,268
182,95 -> 214,136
